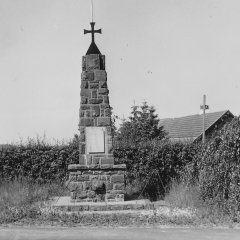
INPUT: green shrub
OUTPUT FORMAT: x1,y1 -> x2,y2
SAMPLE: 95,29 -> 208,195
114,139 -> 198,200
185,117 -> 240,219
0,136 -> 79,183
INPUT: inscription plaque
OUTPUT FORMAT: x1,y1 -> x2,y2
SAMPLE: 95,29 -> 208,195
86,127 -> 105,153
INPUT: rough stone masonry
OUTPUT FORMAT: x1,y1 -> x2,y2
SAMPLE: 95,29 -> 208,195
67,22 -> 126,202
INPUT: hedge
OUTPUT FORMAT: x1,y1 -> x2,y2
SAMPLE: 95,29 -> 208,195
114,139 -> 198,200
0,138 -> 79,183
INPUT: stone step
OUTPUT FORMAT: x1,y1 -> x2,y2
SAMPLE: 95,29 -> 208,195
52,197 -> 155,212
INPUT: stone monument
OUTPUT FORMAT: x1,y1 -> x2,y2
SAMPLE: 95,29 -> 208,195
67,21 -> 126,202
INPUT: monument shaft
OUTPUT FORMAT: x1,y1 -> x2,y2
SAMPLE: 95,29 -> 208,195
67,51 -> 126,202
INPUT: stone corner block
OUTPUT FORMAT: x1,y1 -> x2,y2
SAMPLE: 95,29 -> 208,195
113,164 -> 126,170
68,164 -> 89,171
79,118 -> 94,127
86,54 -> 101,70
97,117 -> 111,126
110,174 -> 124,184
100,164 -> 113,170
100,157 -> 114,165
94,70 -> 107,81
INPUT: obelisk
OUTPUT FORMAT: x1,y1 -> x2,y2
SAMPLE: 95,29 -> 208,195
67,21 -> 126,202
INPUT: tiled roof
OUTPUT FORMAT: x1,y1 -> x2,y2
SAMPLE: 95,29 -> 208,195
159,110 -> 233,142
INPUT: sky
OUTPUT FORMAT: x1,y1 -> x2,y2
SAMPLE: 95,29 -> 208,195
0,0 -> 240,144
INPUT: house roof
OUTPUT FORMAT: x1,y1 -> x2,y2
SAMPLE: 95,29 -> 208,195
159,110 -> 234,142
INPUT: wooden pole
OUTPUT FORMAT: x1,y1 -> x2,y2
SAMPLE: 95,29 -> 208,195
202,94 -> 206,144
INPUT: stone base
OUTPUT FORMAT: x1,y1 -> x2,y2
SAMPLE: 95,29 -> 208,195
52,197 -> 154,212
67,164 -> 126,202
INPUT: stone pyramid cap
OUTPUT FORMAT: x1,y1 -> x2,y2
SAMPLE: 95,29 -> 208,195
86,42 -> 101,55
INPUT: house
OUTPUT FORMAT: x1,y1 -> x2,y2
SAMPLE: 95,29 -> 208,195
159,110 -> 234,142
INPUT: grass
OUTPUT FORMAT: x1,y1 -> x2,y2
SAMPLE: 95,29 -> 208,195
164,179 -> 240,226
0,178 -> 68,224
0,178 -> 239,227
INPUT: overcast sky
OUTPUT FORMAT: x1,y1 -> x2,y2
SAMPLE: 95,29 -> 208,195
1,0 -> 240,143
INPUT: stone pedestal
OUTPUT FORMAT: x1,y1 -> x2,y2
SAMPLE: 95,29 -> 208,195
68,53 -> 126,202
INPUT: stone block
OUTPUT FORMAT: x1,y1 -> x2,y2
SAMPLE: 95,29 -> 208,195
81,105 -> 91,110
89,175 -> 99,181
79,143 -> 86,154
79,131 -> 85,142
68,182 -> 83,192
104,96 -> 109,104
87,191 -> 96,198
86,71 -> 94,81
79,154 -> 86,165
82,56 -> 86,71
69,174 -> 77,181
109,190 -> 125,194
111,175 -> 124,183
79,110 -> 85,117
105,182 -> 113,191
89,98 -> 103,104
81,96 -> 88,104
98,89 -> 109,95
70,191 -> 77,199
116,194 -> 124,202
82,71 -> 94,81
77,175 -> 90,181
105,193 -> 116,200
99,175 -> 109,181
108,143 -> 113,154
86,155 -> 92,165
101,103 -> 110,110
77,191 -> 87,199
92,181 -> 105,191
92,90 -> 97,99
86,55 -> 100,70
113,183 -> 125,190
100,55 -> 105,70
112,164 -> 126,170
68,164 -> 89,171
106,126 -> 112,135
83,181 -> 92,191
98,117 -> 111,126
79,118 -> 94,126
100,157 -> 114,165
81,81 -> 88,89
100,164 -> 113,170
92,157 -> 100,165
86,110 -> 92,117
80,89 -> 91,97
89,82 -> 99,89
100,81 -> 107,88
94,70 -> 107,81
92,105 -> 100,117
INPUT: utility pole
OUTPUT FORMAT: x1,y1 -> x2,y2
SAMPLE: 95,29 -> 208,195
200,94 -> 209,144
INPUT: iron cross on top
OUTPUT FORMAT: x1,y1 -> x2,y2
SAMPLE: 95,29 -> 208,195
84,22 -> 102,43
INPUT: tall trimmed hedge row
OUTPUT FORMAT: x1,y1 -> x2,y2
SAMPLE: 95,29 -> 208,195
114,139 -> 198,200
0,139 -> 79,183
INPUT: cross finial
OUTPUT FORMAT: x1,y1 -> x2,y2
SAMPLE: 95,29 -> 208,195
84,22 -> 102,43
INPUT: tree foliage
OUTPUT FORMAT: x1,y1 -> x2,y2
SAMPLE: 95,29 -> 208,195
113,101 -> 197,200
186,117 -> 240,216
115,101 -> 166,146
